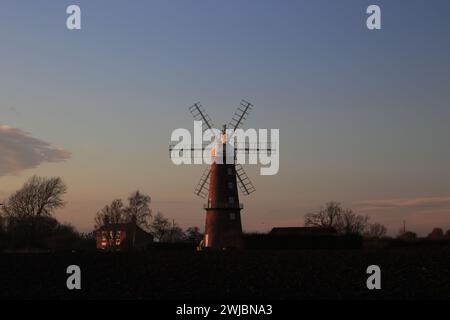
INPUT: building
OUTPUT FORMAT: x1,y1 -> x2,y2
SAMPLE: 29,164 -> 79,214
269,227 -> 337,237
95,222 -> 153,251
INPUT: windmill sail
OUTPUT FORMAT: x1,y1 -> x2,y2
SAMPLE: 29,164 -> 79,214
194,167 -> 211,199
235,164 -> 256,196
189,103 -> 215,133
228,100 -> 253,133
187,100 -> 258,199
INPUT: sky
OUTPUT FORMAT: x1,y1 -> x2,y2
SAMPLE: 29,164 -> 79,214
1,0 -> 450,236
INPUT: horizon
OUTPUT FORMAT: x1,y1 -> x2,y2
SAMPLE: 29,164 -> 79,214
1,0 -> 450,236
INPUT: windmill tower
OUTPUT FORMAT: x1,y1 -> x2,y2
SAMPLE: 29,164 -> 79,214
170,100 -> 271,250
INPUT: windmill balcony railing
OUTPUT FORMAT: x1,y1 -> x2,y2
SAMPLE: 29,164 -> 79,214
204,202 -> 244,210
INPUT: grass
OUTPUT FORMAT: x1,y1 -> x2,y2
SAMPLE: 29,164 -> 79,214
1,247 -> 449,299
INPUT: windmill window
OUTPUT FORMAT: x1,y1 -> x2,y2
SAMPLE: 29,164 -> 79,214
227,168 -> 233,175
230,213 -> 236,220
227,182 -> 233,189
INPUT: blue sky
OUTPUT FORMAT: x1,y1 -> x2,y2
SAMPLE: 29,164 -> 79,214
1,0 -> 450,235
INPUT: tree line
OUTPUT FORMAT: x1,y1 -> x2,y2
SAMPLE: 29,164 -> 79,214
304,201 -> 387,238
94,191 -> 203,243
304,201 -> 450,241
1,176 -> 450,251
0,176 -> 202,251
0,176 -> 92,250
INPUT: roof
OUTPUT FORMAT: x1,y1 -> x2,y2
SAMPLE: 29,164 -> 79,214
95,223 -> 151,236
269,227 -> 337,236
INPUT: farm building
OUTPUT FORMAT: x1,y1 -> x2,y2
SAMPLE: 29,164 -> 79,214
95,222 -> 153,251
269,227 -> 337,237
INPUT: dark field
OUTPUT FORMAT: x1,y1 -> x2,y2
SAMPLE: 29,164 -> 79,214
1,247 -> 450,300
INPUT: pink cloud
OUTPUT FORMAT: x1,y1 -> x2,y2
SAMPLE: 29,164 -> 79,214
354,196 -> 450,236
356,196 -> 450,210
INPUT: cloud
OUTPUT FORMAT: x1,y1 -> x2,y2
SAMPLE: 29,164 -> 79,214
0,125 -> 71,176
356,196 -> 450,210
354,196 -> 450,236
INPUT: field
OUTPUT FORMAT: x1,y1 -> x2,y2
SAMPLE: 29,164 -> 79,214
1,247 -> 450,300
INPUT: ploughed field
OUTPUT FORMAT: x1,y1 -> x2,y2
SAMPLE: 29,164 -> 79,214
1,247 -> 449,299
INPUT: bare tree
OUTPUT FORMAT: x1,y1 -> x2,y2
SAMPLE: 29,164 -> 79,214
304,202 -> 343,230
94,199 -> 125,229
364,223 -> 387,238
163,220 -> 185,243
339,209 -> 369,235
2,176 -> 67,220
1,176 -> 67,247
305,202 -> 371,235
150,212 -> 170,242
124,190 -> 152,230
185,227 -> 203,243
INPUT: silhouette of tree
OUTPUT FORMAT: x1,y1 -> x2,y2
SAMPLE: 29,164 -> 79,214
2,176 -> 66,220
124,190 -> 152,230
185,227 -> 203,243
304,202 -> 369,235
45,221 -> 80,251
147,211 -> 188,243
339,209 -> 369,235
162,220 -> 185,243
364,223 -> 387,238
150,212 -> 170,242
5,215 -> 79,249
94,199 -> 126,229
1,176 -> 67,247
428,228 -> 444,240
150,217 -> 187,243
304,202 -> 342,230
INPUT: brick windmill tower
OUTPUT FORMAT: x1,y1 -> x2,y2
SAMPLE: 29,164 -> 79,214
171,100 -> 271,250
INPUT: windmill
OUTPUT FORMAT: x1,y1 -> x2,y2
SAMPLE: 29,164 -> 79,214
170,100 -> 272,250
